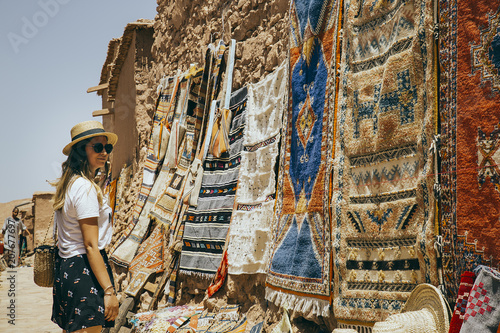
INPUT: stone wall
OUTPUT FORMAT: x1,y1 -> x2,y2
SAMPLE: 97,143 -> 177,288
151,0 -> 289,92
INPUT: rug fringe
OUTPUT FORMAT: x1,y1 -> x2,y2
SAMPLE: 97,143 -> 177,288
178,269 -> 215,281
265,287 -> 331,317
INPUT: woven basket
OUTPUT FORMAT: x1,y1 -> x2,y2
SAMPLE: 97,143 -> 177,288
34,244 -> 56,288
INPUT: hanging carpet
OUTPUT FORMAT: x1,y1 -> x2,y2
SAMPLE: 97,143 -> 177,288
227,60 -> 288,275
150,44 -> 228,304
149,67 -> 204,226
178,86 -> 247,280
265,0 -> 342,318
110,76 -> 180,266
128,222 -> 166,276
439,0 -> 500,304
332,0 -> 438,323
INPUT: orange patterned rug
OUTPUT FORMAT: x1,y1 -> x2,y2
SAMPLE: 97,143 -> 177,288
439,0 -> 500,304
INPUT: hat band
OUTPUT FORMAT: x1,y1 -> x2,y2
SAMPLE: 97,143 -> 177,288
72,128 -> 105,141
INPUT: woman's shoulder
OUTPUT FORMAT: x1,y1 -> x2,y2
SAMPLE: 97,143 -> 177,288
68,176 -> 95,195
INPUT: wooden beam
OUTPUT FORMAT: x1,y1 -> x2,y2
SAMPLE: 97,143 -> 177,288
92,108 -> 114,117
87,83 -> 109,93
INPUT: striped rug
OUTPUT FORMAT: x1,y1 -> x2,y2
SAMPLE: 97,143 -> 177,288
178,87 -> 247,280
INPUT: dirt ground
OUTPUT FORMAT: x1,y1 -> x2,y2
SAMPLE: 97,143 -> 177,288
0,255 -> 60,333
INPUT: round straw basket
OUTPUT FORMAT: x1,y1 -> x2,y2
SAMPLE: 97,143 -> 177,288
34,244 -> 56,288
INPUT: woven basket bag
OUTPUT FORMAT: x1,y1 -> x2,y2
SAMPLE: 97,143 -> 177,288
34,212 -> 57,288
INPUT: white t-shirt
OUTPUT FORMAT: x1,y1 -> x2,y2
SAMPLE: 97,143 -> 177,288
55,177 -> 113,258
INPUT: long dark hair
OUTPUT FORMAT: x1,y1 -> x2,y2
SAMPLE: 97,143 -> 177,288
52,139 -> 106,210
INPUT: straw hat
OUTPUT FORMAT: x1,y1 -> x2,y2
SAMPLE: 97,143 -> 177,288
372,284 -> 450,333
63,120 -> 118,155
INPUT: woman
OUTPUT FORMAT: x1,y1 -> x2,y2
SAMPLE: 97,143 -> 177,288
1,207 -> 29,268
51,120 -> 119,333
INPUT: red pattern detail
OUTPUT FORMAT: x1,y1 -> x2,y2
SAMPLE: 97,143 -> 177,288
206,249 -> 228,298
464,281 -> 494,321
449,271 -> 476,333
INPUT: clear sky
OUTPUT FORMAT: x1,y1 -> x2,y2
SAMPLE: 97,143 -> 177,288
0,1 -> 158,203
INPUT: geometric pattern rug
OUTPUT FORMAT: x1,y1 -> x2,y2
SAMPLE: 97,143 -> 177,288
265,0 -> 342,318
110,77 -> 177,266
129,222 -> 166,276
332,0 -> 438,323
179,87 -> 247,280
439,0 -> 500,304
448,271 -> 475,333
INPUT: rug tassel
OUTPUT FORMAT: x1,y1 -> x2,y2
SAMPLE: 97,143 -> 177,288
265,287 -> 331,318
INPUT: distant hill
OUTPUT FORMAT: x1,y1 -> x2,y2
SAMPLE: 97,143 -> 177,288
0,198 -> 32,220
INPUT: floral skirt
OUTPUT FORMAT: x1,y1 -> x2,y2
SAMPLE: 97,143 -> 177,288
51,249 -> 115,332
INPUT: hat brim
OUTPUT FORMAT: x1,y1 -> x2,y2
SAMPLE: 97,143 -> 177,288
62,132 -> 118,155
402,284 -> 451,333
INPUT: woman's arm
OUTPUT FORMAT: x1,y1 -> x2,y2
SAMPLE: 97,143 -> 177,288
79,217 -> 119,321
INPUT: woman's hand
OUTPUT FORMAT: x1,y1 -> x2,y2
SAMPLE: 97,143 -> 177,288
104,293 -> 119,321
79,217 -> 119,322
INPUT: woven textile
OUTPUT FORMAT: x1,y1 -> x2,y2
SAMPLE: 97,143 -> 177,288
164,74 -> 191,170
439,0 -> 500,303
226,317 -> 247,333
127,70 -> 205,292
128,223 -> 165,276
150,68 -> 204,226
227,60 -> 287,275
336,321 -> 373,333
207,249 -> 228,298
161,58 -> 221,302
179,87 -> 247,279
113,71 -> 199,268
111,162 -> 175,267
249,321 -> 264,333
265,0 -> 341,317
132,305 -> 197,333
175,304 -> 204,332
205,306 -> 241,333
449,271 -> 475,333
332,0 -> 437,322
197,41 -> 227,157
110,77 -> 177,265
196,311 -> 216,332
460,266 -> 500,332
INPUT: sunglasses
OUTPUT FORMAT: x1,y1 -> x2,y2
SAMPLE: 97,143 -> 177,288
91,143 -> 114,154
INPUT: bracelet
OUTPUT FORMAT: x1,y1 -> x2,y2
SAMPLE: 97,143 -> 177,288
104,285 -> 115,296
104,285 -> 114,293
